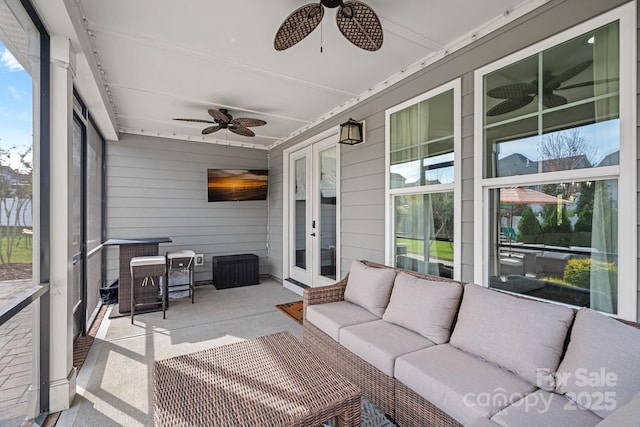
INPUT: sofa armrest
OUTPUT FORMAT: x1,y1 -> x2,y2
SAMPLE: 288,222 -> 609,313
303,274 -> 349,318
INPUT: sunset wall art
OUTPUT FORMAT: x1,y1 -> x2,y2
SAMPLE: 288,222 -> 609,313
207,169 -> 268,202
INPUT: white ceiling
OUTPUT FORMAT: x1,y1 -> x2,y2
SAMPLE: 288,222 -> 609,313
38,0 -> 549,149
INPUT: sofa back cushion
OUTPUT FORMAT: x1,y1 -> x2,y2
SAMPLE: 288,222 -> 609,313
343,261 -> 396,317
382,272 -> 463,344
449,283 -> 574,389
555,308 -> 640,418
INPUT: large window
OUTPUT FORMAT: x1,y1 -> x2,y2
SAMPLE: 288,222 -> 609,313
386,80 -> 461,279
474,5 -> 635,318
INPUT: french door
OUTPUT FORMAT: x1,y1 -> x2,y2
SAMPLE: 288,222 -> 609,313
287,135 -> 339,287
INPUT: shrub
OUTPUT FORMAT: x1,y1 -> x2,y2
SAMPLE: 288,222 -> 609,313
563,258 -> 617,290
574,206 -> 592,232
516,206 -> 542,243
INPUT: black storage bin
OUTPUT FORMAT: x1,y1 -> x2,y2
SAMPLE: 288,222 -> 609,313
212,254 -> 260,289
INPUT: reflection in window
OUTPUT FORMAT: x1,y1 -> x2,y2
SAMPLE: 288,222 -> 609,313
294,158 -> 306,269
483,21 -> 620,179
394,192 -> 454,278
489,180 -> 618,314
318,147 -> 336,280
390,89 -> 454,188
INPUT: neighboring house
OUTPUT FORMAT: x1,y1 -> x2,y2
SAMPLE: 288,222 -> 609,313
497,153 -> 539,176
598,150 -> 621,167
497,152 -> 592,176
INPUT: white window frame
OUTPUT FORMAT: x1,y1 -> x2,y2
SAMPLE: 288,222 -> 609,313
473,3 -> 637,320
385,79 -> 462,280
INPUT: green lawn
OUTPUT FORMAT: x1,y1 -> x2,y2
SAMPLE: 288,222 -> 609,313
0,235 -> 33,263
397,238 -> 454,261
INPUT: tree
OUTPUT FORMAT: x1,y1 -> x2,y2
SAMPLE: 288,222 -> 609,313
570,206 -> 593,247
430,193 -> 453,242
541,205 -> 572,246
574,181 -> 595,217
538,129 -> 599,202
517,206 -> 542,243
0,146 -> 32,264
538,129 -> 599,173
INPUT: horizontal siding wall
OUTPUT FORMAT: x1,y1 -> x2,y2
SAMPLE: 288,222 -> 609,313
636,1 -> 640,321
105,134 -> 269,283
267,0 -> 633,295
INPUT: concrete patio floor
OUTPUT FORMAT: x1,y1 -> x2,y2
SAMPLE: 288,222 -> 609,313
57,279 -> 303,426
0,280 -> 302,427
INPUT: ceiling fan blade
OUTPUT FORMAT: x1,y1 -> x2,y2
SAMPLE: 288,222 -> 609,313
208,108 -> 230,123
202,125 -> 221,135
229,125 -> 255,137
336,1 -> 383,51
542,94 -> 567,109
173,118 -> 216,124
487,83 -> 537,99
274,3 -> 324,51
232,117 -> 267,128
487,96 -> 534,116
558,77 -> 620,90
545,60 -> 592,89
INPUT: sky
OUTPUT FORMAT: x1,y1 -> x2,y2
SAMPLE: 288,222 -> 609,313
0,41 -> 33,172
496,119 -> 620,165
391,116 -> 620,185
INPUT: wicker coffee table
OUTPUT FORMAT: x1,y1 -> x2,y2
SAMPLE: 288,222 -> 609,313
153,331 -> 361,426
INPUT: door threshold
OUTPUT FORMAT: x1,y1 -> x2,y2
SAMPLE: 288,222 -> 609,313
283,278 -> 309,296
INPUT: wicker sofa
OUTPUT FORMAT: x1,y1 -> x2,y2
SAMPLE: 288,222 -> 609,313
302,260 -> 640,427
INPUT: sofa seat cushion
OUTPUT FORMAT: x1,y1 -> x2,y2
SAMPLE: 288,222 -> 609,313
464,418 -> 501,427
382,272 -> 463,344
490,390 -> 602,427
306,301 -> 379,341
449,283 -> 574,389
555,308 -> 640,418
595,390 -> 640,426
395,344 -> 536,425
340,319 -> 435,377
343,260 -> 396,317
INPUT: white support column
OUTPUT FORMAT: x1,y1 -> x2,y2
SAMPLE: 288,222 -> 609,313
48,36 -> 77,412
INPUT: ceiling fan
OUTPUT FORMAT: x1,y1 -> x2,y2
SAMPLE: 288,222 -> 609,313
274,0 -> 383,52
486,60 -> 596,116
173,108 -> 266,137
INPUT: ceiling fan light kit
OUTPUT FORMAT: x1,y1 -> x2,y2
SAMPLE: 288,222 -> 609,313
173,108 -> 266,137
274,0 -> 383,51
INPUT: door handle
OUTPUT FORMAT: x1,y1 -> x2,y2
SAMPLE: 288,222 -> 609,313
310,233 -> 316,237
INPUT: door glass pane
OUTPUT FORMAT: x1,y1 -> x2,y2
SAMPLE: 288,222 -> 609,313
489,180 -> 618,314
294,158 -> 306,270
483,21 -> 620,178
318,147 -> 336,280
394,192 -> 454,278
85,121 -> 103,323
390,89 -> 454,188
72,117 -> 83,338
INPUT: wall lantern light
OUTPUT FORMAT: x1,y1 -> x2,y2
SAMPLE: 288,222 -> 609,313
338,118 -> 364,145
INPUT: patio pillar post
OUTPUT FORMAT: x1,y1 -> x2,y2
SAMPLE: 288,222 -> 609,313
47,36 -> 77,413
